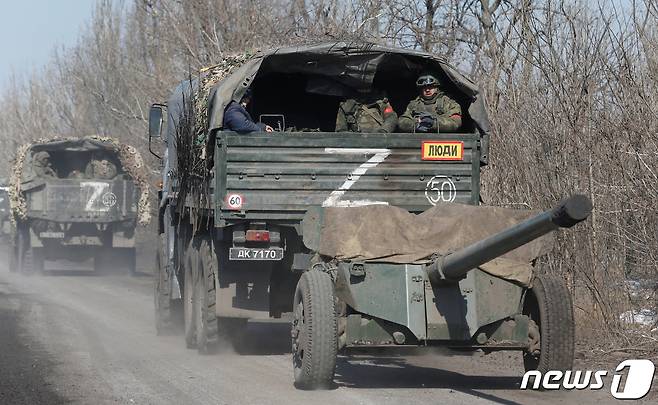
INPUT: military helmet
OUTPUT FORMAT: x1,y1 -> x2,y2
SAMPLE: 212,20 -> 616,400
416,74 -> 438,88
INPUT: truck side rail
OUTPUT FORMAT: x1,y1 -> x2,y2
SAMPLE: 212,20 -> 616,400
214,131 -> 481,226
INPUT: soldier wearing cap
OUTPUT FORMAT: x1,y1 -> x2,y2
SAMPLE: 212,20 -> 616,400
398,74 -> 462,133
223,88 -> 274,133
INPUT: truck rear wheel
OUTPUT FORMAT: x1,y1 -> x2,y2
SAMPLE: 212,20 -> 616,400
31,247 -> 44,274
183,241 -> 197,349
155,234 -> 179,335
292,270 -> 337,390
194,236 -> 219,354
9,241 -> 17,272
94,247 -> 112,273
523,273 -> 575,373
16,227 -> 35,275
123,247 -> 137,275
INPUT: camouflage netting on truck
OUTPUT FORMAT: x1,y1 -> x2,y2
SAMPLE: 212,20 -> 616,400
172,53 -> 254,225
9,136 -> 151,225
192,53 -> 255,140
302,204 -> 555,287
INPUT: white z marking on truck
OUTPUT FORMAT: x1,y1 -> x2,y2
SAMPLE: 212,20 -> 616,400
322,148 -> 391,207
81,181 -> 110,212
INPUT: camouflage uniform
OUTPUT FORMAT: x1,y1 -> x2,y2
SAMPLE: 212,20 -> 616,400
335,98 -> 398,133
85,159 -> 118,179
32,151 -> 57,178
398,92 -> 462,133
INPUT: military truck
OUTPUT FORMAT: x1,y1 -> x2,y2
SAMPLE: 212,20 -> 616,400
9,137 -> 150,274
149,42 -> 590,389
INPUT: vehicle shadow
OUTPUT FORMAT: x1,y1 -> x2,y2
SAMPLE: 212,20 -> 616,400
234,321 -> 292,355
40,270 -> 98,277
334,355 -> 524,404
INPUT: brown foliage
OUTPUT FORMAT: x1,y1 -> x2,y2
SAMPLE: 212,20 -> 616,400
0,0 -> 656,347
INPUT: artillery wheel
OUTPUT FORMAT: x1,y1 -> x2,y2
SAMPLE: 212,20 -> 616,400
154,234 -> 181,335
194,235 -> 219,354
523,273 -> 574,373
292,270 -> 337,390
183,240 -> 197,349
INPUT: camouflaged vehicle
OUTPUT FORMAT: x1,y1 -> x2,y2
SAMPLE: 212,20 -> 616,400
149,42 -> 590,390
9,137 -> 150,274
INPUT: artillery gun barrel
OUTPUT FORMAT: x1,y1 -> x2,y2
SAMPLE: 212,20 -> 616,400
427,194 -> 592,283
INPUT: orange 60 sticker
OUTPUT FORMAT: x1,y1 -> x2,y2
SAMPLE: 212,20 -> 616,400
225,193 -> 244,210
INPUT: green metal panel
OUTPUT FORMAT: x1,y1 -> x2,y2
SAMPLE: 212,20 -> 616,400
334,262 -> 427,340
25,179 -> 138,223
425,269 -> 524,341
214,131 -> 481,227
345,314 -> 403,346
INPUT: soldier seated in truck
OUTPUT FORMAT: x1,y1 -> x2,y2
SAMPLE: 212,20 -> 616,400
32,151 -> 57,178
398,74 -> 462,133
84,153 -> 118,179
223,88 -> 274,133
335,96 -> 398,133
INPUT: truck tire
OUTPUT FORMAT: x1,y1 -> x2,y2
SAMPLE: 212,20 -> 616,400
194,236 -> 219,354
523,273 -> 575,374
183,241 -> 197,349
16,227 -> 31,274
9,242 -> 17,272
292,270 -> 337,390
94,247 -> 112,273
155,234 -> 179,335
31,247 -> 45,274
21,246 -> 34,275
124,247 -> 137,275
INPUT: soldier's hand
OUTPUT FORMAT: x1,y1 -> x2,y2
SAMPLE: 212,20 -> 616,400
265,125 -> 274,132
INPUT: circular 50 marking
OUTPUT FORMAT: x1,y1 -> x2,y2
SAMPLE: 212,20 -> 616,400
102,192 -> 117,208
425,175 -> 457,205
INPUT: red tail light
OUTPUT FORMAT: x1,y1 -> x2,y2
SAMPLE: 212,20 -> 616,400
246,230 -> 270,242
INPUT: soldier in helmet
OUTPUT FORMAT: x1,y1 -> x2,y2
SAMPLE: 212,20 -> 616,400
32,151 -> 57,178
84,152 -> 118,179
335,96 -> 398,133
398,74 -> 462,133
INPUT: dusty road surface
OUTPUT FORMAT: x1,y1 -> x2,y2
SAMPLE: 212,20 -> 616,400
0,252 -> 655,405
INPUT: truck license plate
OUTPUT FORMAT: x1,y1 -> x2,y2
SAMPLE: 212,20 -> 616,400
229,247 -> 284,261
39,231 -> 65,239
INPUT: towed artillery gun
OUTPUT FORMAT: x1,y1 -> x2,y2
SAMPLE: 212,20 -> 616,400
148,42 -> 590,389
9,137 -> 150,274
294,195 -> 590,388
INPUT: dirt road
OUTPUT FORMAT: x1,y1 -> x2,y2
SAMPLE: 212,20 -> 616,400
0,256 -> 654,404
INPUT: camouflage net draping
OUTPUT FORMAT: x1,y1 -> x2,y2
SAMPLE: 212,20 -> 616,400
8,136 -> 151,226
192,53 -> 254,140
175,53 -> 253,232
